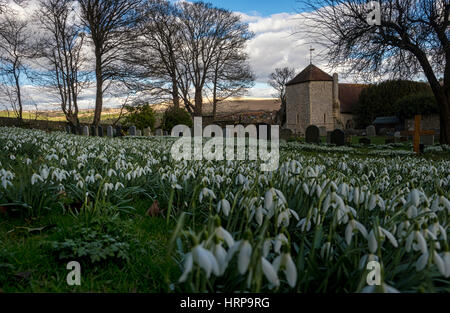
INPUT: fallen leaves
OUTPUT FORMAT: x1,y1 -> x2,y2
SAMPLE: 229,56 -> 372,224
146,201 -> 164,217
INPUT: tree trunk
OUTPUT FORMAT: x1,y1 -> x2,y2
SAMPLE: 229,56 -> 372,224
194,88 -> 202,116
93,50 -> 103,127
439,90 -> 450,145
172,75 -> 180,109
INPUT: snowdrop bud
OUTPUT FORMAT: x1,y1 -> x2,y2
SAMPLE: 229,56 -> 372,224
261,257 -> 280,287
238,241 -> 252,275
368,230 -> 378,254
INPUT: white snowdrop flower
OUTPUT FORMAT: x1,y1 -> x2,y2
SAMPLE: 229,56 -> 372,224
213,243 -> 228,276
297,218 -> 312,232
236,174 -> 246,185
217,199 -> 231,217
95,174 -> 103,181
264,189 -> 275,212
320,242 -> 333,260
199,187 -> 216,203
263,239 -> 272,258
108,169 -> 117,177
407,205 -> 418,218
171,183 -> 183,190
368,230 -> 378,254
76,180 -> 84,189
114,182 -> 124,191
103,183 -> 114,195
238,241 -> 252,275
10,155 -> 15,160
274,234 -> 289,254
433,251 -> 446,277
443,252 -> 450,278
345,219 -> 368,245
41,167 -> 50,180
255,206 -> 265,226
411,189 -> 420,207
215,226 -> 234,248
24,158 -> 32,166
31,174 -> 44,185
261,257 -> 280,287
378,227 -> 398,248
302,183 -> 309,195
192,245 -> 220,278
359,254 -> 379,270
416,252 -> 429,271
273,253 -> 297,288
277,210 -> 291,228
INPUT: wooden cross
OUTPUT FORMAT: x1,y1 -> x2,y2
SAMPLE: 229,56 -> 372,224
401,115 -> 436,154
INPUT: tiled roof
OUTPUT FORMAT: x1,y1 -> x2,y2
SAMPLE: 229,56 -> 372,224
339,84 -> 368,114
286,64 -> 333,86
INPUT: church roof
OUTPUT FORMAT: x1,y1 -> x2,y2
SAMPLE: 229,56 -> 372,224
339,84 -> 368,114
286,64 -> 333,86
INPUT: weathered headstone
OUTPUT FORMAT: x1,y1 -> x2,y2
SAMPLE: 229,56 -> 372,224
129,126 -> 137,136
359,137 -> 371,145
107,126 -> 114,138
97,126 -> 104,137
326,131 -> 333,144
90,126 -> 97,137
421,135 -> 434,146
331,129 -> 345,146
136,130 -> 142,137
319,127 -> 327,137
144,127 -> 152,137
82,126 -> 89,136
163,131 -> 168,136
115,126 -> 122,137
280,129 -> 293,140
305,125 -> 320,144
366,125 -> 376,137
155,129 -> 163,136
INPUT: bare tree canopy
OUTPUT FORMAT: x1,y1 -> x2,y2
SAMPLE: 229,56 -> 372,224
36,0 -> 88,127
297,0 -> 450,144
268,67 -> 296,126
0,9 -> 36,120
78,0 -> 143,127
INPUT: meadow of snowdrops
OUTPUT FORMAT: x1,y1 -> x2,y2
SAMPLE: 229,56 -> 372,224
0,126 -> 449,293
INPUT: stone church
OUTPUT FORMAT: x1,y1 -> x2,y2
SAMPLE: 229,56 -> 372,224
285,64 -> 367,135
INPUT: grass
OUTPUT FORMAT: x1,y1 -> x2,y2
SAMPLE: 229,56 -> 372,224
0,201 -> 179,293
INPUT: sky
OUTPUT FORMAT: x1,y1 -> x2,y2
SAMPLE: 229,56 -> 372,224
1,0 -> 346,111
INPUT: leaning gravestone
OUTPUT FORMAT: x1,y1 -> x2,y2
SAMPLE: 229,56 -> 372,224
305,125 -> 320,144
82,126 -> 89,136
155,129 -> 163,136
366,125 -> 376,137
319,127 -> 327,137
98,126 -> 104,137
129,126 -> 137,136
331,129 -> 345,146
107,126 -> 114,138
359,137 -> 371,145
280,128 -> 293,141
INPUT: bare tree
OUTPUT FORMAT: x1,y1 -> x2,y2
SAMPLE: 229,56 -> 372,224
0,11 -> 35,120
297,0 -> 450,144
78,0 -> 143,128
177,2 -> 254,116
268,67 -> 296,126
36,0 -> 88,127
124,0 -> 183,109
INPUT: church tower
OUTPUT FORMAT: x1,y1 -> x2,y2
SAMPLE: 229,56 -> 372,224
285,64 -> 335,135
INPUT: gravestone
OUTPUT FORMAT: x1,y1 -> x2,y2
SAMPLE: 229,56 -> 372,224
359,137 -> 371,145
305,125 -> 320,144
155,129 -> 163,136
144,127 -> 152,137
319,127 -> 327,137
82,126 -> 89,136
326,131 -> 333,144
107,126 -> 114,138
136,130 -> 142,137
97,126 -> 104,137
421,135 -> 434,146
366,125 -> 376,137
90,126 -> 97,137
115,126 -> 123,137
129,126 -> 137,136
163,131 -> 168,136
331,129 -> 345,146
65,126 -> 71,134
280,129 -> 293,141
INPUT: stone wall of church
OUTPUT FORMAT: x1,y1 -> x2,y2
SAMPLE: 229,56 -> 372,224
286,83 -> 310,134
309,81 -> 334,131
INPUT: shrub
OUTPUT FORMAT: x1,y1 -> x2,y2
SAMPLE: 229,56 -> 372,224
122,104 -> 156,130
162,107 -> 193,132
394,92 -> 439,119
